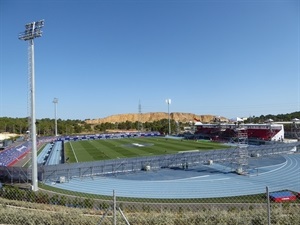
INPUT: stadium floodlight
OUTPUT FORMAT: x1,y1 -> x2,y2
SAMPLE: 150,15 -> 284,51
166,99 -> 171,135
19,19 -> 44,192
53,98 -> 58,136
19,20 -> 44,41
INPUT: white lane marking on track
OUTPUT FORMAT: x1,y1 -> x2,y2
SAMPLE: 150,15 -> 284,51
147,177 -> 231,183
249,161 -> 287,177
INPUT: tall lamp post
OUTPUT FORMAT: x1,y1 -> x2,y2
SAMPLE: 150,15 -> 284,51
19,19 -> 44,192
166,99 -> 171,135
53,98 -> 58,136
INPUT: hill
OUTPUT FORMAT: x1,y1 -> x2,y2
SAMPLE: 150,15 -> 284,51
85,112 -> 228,124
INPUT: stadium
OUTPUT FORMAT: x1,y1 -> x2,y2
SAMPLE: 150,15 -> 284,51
1,132 -> 299,202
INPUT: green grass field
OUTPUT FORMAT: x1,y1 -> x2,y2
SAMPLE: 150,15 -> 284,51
64,137 -> 228,163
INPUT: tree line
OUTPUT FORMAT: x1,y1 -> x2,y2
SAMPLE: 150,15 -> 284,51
1,111 -> 300,137
244,111 -> 300,131
244,111 -> 300,123
0,117 -> 187,137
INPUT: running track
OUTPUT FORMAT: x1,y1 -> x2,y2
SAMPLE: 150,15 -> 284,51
47,153 -> 300,199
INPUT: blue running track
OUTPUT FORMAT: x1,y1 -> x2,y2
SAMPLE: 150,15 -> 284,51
46,153 -> 300,199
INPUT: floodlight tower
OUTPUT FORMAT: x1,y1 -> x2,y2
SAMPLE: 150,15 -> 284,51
138,100 -> 142,132
166,99 -> 171,135
53,98 -> 58,136
19,19 -> 44,192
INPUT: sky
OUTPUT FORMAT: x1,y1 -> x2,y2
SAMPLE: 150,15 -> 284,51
0,0 -> 299,121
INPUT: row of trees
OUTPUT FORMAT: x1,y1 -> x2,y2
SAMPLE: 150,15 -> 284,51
0,117 -> 89,136
244,112 -> 300,131
0,117 -> 186,137
1,111 -> 300,137
245,113 -> 300,123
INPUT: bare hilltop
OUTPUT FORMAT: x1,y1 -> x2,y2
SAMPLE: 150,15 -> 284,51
85,112 -> 228,124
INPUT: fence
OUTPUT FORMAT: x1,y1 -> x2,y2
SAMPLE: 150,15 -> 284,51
0,184 -> 300,225
0,142 -> 299,224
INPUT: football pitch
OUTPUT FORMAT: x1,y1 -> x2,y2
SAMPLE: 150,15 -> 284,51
64,137 -> 228,163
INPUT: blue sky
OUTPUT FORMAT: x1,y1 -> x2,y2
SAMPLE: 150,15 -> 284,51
0,0 -> 299,120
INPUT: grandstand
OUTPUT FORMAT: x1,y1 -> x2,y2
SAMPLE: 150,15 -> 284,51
0,136 -> 56,167
37,141 -> 63,165
0,143 -> 30,167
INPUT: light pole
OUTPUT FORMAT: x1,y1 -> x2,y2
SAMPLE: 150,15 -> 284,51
19,19 -> 44,192
53,98 -> 58,136
166,99 -> 171,135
